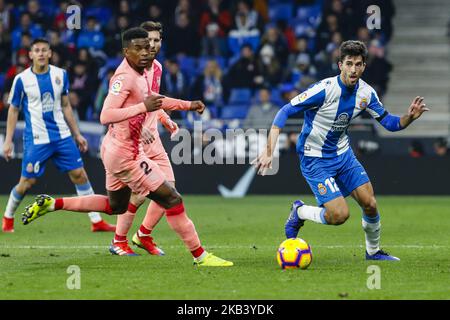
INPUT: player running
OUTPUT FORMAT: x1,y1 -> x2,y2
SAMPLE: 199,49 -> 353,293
22,28 -> 233,267
252,40 -> 429,261
2,38 -> 115,233
112,21 -> 194,256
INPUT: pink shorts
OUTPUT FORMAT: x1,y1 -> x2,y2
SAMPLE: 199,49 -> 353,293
142,139 -> 175,182
101,144 -> 166,196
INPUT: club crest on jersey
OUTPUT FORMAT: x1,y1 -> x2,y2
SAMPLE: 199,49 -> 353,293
318,183 -> 327,195
26,162 -> 33,173
110,80 -> 122,95
359,98 -> 368,109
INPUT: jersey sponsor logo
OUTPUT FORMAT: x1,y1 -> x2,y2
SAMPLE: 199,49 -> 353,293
318,183 -> 327,195
42,92 -> 54,112
359,98 -> 368,109
331,113 -> 350,132
110,79 -> 123,95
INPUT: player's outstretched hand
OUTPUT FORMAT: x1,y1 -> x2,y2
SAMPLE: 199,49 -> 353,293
3,140 -> 13,161
408,96 -> 430,120
141,127 -> 155,144
251,151 -> 273,176
144,94 -> 164,112
75,134 -> 88,153
190,101 -> 206,114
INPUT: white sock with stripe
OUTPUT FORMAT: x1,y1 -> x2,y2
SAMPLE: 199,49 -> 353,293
75,182 -> 102,223
4,186 -> 24,218
297,205 -> 328,224
362,213 -> 381,255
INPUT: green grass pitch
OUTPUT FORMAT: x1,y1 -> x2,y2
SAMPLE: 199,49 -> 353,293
0,195 -> 449,300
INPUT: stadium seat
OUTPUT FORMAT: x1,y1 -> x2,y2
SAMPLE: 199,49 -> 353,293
296,5 -> 322,28
84,7 -> 112,25
268,3 -> 294,22
220,104 -> 250,119
177,56 -> 197,77
229,88 -> 252,104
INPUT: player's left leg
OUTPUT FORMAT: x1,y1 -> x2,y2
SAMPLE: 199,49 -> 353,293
351,183 -> 400,261
67,167 -> 115,232
335,151 -> 399,261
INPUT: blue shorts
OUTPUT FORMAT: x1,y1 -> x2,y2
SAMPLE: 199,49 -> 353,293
21,137 -> 84,178
300,149 -> 370,206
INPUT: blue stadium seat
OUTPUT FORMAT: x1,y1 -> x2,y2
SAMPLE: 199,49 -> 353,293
229,88 -> 252,104
268,3 -> 294,22
296,5 -> 322,27
0,73 -> 5,92
84,7 -> 112,25
220,104 -> 249,119
177,56 -> 197,76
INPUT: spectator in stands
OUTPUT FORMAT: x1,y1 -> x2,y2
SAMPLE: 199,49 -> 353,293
315,13 -> 340,54
364,39 -> 392,99
201,21 -> 226,57
161,58 -> 189,101
166,11 -> 200,57
0,0 -> 11,31
259,24 -> 289,66
224,44 -> 263,100
26,0 -> 47,29
77,16 -> 105,51
191,59 -> 224,107
105,14 -> 130,56
11,12 -> 43,52
256,44 -> 283,87
433,138 -> 449,156
0,22 -> 11,71
243,88 -> 279,130
70,61 -> 96,120
228,1 -> 263,56
233,0 -> 265,33
199,0 -> 232,38
409,140 -> 425,158
94,68 -> 115,120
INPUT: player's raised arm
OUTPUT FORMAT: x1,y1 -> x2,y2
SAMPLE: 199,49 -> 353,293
366,90 -> 430,131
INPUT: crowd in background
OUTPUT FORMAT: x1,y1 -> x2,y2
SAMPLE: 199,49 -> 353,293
0,0 -> 396,131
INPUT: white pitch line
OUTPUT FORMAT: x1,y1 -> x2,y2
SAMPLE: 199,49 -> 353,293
0,244 -> 447,250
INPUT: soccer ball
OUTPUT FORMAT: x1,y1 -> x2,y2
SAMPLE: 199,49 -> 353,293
277,238 -> 312,270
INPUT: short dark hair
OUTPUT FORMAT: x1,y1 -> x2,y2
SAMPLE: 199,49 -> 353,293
30,38 -> 50,49
140,21 -> 163,38
121,27 -> 148,48
339,40 -> 368,63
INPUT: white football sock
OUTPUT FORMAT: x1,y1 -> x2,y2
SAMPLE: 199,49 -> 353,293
297,205 -> 327,224
75,182 -> 102,223
4,186 -> 24,218
362,214 -> 381,255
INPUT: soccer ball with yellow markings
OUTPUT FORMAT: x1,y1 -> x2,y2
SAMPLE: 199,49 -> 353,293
277,238 -> 312,270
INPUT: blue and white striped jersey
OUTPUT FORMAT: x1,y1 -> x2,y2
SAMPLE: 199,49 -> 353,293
275,75 -> 386,158
8,65 -> 71,145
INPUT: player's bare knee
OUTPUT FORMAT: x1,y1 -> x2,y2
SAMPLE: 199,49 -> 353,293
362,197 -> 377,215
69,168 -> 88,184
329,208 -> 350,225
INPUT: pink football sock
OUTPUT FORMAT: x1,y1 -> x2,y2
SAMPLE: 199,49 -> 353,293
141,201 -> 165,233
165,202 -> 203,256
115,203 -> 138,237
55,195 -> 113,214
